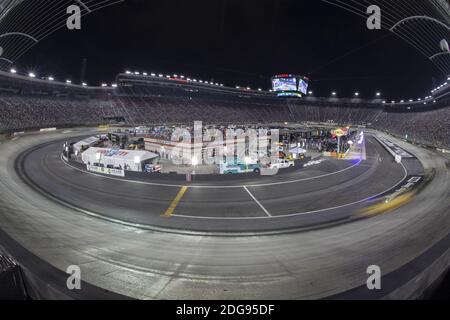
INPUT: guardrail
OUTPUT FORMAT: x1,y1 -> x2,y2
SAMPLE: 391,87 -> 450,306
373,135 -> 402,163
65,156 -> 312,183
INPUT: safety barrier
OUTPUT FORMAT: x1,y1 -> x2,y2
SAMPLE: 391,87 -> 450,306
65,156 -> 312,183
374,135 -> 402,163
0,254 -> 28,300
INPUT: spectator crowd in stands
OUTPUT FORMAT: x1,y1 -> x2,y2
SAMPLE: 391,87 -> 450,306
0,88 -> 449,149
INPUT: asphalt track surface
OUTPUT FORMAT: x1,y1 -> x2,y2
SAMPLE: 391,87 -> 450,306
20,134 -> 407,233
0,128 -> 449,299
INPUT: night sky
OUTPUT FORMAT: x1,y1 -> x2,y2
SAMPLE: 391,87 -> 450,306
17,0 -> 445,100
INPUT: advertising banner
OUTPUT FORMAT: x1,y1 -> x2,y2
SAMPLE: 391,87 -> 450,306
87,165 -> 125,177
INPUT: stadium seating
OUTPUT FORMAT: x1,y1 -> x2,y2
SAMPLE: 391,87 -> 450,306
0,83 -> 449,148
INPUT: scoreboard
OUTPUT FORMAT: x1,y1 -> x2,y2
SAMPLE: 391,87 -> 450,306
271,74 -> 309,96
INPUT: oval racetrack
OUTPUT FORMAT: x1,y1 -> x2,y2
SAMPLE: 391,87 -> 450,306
0,128 -> 449,299
19,134 -> 407,233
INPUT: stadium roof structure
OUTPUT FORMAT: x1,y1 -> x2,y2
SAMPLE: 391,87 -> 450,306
0,0 -> 124,69
322,0 -> 450,75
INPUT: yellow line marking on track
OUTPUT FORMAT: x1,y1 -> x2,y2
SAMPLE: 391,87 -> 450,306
162,186 -> 188,218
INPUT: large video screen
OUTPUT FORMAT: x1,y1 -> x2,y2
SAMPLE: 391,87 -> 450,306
272,77 -> 297,92
298,78 -> 309,95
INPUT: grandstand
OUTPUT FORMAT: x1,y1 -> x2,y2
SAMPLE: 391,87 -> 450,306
0,70 -> 449,148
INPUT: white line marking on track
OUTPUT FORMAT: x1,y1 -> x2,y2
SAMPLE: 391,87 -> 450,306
243,186 -> 272,217
173,162 -> 408,220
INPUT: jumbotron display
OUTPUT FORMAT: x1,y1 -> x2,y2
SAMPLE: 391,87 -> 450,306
271,74 -> 309,96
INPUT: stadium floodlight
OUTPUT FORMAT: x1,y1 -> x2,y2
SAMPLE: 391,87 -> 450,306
10,68 -> 17,74
28,72 -> 36,78
66,80 -> 72,84
111,84 -> 118,88
48,77 -> 54,81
